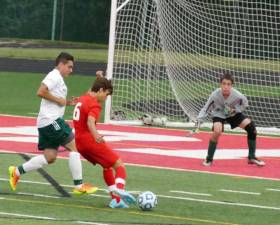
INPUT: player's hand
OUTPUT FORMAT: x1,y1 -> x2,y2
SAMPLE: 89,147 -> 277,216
95,134 -> 105,143
224,106 -> 235,115
67,96 -> 79,106
96,70 -> 105,78
57,98 -> 67,106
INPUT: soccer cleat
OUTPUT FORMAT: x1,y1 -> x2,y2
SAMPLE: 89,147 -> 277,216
248,158 -> 265,166
202,159 -> 212,167
109,198 -> 129,209
8,166 -> 20,191
73,183 -> 98,195
114,188 -> 136,205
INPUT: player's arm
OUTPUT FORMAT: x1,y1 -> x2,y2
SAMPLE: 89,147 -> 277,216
37,83 -> 66,106
87,115 -> 104,143
197,92 -> 215,123
66,96 -> 79,106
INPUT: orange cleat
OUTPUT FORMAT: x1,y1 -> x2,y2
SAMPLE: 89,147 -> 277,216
8,166 -> 20,191
73,183 -> 98,195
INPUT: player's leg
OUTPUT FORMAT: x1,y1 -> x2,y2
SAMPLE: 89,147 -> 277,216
91,142 -> 136,205
54,118 -> 97,194
9,149 -> 55,191
203,120 -> 223,166
103,167 -> 128,208
8,123 -> 59,191
112,159 -> 136,204
64,140 -> 97,194
239,118 -> 265,166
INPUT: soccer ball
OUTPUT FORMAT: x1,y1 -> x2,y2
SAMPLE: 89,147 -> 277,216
152,116 -> 167,126
141,114 -> 153,125
137,191 -> 158,211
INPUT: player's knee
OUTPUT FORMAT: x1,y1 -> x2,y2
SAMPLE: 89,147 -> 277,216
113,158 -> 124,169
46,155 -> 56,164
44,151 -> 57,164
213,129 -> 222,137
245,122 -> 257,140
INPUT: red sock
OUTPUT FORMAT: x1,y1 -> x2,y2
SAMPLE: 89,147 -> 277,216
115,166 -> 126,189
103,168 -> 120,202
103,168 -> 115,186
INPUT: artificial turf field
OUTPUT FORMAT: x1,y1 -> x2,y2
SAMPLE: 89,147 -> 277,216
0,72 -> 279,225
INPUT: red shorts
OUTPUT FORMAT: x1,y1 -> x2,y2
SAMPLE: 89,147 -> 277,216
76,137 -> 119,168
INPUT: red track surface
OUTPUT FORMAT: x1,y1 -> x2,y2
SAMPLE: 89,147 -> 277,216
0,115 -> 279,180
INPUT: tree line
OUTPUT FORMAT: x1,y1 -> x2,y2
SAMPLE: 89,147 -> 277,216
0,0 -> 111,43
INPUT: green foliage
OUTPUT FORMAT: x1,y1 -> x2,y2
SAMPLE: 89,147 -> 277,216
0,0 -> 111,43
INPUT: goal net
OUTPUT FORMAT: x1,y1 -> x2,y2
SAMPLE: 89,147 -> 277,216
105,0 -> 280,132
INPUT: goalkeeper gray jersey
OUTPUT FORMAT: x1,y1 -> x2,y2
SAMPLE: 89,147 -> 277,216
197,88 -> 248,121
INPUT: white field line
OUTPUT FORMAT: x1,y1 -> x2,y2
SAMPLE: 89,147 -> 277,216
170,190 -> 212,196
219,189 -> 261,195
1,177 -> 279,212
17,192 -> 61,199
125,162 -> 280,181
0,211 -> 110,225
266,188 -> 280,192
0,178 -> 108,192
76,221 -> 110,225
88,194 -> 109,198
0,211 -> 56,220
158,195 -> 280,211
1,149 -> 280,182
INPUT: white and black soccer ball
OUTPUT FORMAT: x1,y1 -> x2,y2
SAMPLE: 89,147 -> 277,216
152,117 -> 167,126
141,114 -> 153,125
137,191 -> 158,211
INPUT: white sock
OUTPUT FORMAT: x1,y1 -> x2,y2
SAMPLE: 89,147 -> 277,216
69,151 -> 83,187
22,155 -> 48,173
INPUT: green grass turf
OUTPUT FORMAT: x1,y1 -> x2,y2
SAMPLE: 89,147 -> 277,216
0,153 -> 279,225
0,72 -> 102,120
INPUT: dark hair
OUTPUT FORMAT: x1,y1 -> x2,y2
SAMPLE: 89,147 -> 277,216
91,77 -> 113,95
55,52 -> 74,66
220,73 -> 234,84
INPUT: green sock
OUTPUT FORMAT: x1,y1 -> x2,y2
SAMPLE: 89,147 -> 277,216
248,139 -> 256,159
18,165 -> 26,175
206,140 -> 217,162
74,179 -> 83,186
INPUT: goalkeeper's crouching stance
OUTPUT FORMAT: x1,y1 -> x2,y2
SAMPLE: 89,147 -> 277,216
197,73 -> 265,167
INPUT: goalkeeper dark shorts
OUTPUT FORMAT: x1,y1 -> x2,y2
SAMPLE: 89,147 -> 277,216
213,113 -> 247,129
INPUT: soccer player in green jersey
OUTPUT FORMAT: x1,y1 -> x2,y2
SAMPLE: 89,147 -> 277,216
9,52 -> 97,194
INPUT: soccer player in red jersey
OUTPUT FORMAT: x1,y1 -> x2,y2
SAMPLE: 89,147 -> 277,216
73,76 -> 136,208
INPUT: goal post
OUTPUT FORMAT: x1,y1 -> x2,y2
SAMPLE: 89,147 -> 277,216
105,0 -> 280,133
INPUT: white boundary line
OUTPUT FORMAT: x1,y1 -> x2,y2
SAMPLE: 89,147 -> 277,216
1,177 -> 279,212
17,192 -> 61,199
158,195 -> 280,211
125,162 -> 280,181
266,188 -> 280,192
0,211 -> 56,220
170,190 -> 212,196
1,149 -> 280,182
219,189 -> 261,195
0,211 -> 110,225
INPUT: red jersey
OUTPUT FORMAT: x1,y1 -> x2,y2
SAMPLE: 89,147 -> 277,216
73,93 -> 119,168
73,93 -> 102,139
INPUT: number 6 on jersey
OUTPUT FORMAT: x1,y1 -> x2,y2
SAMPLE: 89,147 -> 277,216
73,102 -> 82,121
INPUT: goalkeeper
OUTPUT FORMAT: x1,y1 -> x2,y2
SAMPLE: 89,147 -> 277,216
197,73 -> 265,167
